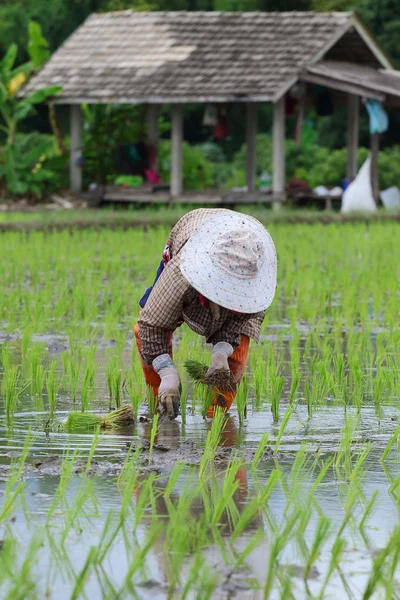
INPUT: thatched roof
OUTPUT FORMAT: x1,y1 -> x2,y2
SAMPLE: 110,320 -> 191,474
23,10 -> 380,104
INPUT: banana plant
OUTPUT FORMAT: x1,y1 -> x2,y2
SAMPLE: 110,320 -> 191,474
0,21 -> 62,196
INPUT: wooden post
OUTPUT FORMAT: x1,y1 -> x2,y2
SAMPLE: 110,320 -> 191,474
272,96 -> 285,211
147,104 -> 160,171
246,103 -> 257,192
171,104 -> 183,198
370,133 -> 380,202
70,104 -> 82,194
346,94 -> 359,179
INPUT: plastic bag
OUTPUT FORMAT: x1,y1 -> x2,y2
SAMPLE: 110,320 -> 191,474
341,156 -> 377,213
365,100 -> 388,135
381,186 -> 400,209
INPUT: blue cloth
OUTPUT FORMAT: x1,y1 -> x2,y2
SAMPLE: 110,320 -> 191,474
365,100 -> 388,135
139,260 -> 165,308
342,177 -> 353,191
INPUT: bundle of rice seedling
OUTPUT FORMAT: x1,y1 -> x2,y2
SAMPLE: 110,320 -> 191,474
184,359 -> 235,392
63,404 -> 134,433
184,359 -> 208,382
101,404 -> 134,428
64,412 -> 102,433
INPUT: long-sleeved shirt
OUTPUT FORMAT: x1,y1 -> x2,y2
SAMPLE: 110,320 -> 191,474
138,208 -> 265,364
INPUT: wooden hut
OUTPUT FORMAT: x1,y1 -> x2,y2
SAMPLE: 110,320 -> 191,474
23,10 -> 400,206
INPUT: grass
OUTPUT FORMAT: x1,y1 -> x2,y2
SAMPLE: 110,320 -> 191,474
0,216 -> 399,598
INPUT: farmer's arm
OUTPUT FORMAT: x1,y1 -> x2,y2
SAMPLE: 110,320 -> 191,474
138,257 -> 190,364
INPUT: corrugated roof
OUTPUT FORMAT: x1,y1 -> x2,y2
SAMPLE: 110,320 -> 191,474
23,10 -> 354,104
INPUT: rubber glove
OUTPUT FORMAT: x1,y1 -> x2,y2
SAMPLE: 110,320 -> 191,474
204,342 -> 234,385
152,354 -> 181,419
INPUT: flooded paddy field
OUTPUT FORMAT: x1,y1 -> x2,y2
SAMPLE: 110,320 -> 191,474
0,221 -> 399,599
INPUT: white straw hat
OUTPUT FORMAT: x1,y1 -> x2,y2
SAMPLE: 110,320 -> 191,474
180,212 -> 277,314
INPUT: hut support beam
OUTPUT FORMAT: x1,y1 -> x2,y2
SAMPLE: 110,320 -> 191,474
370,132 -> 379,202
346,94 -> 359,179
147,104 -> 160,171
272,96 -> 285,210
246,103 -> 257,192
70,104 -> 82,194
171,104 -> 183,198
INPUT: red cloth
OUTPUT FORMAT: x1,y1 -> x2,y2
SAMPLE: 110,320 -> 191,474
145,169 -> 161,185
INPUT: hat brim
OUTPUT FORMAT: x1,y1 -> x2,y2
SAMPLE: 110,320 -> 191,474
179,213 -> 277,314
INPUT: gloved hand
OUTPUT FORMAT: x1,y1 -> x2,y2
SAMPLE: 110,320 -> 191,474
204,342 -> 234,387
152,354 -> 181,420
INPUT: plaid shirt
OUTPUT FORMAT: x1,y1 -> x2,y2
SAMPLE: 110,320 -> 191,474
138,209 -> 265,364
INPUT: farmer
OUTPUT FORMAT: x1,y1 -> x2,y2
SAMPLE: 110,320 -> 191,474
134,208 -> 277,419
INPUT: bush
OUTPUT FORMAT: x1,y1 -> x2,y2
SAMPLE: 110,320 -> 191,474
379,145 -> 400,190
232,134 -> 400,191
0,132 -> 66,198
159,140 -> 214,191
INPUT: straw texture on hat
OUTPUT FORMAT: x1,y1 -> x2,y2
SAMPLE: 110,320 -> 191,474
179,212 -> 277,313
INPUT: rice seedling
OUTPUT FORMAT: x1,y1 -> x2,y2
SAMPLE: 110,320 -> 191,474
270,373 -> 285,422
251,432 -> 270,471
381,425 -> 400,463
45,360 -> 59,413
304,378 -> 312,418
29,344 -> 45,397
304,515 -> 331,581
2,364 -> 22,414
126,371 -> 142,421
180,377 -> 188,424
20,327 -> 31,359
62,350 -> 81,403
80,360 -> 97,412
0,217 -> 399,598
106,354 -> 123,408
236,374 -> 248,425
143,384 -> 156,416
263,509 -> 301,599
289,368 -> 301,404
251,357 -> 264,403
200,408 -> 226,477
148,413 -> 159,464
273,405 -> 294,455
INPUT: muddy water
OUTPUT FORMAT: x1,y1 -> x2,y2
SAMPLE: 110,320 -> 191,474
0,334 -> 399,598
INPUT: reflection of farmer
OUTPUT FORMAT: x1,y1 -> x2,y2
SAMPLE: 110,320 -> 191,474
134,209 -> 277,419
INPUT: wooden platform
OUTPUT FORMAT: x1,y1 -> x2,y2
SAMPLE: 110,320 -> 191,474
88,185 -> 285,207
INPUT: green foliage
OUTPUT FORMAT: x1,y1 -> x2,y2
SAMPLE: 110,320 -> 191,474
27,21 -> 50,70
159,140 -> 214,191
358,0 -> 400,68
312,0 -> 354,10
0,132 -> 59,197
114,175 -> 143,187
378,146 -> 400,190
82,103 -> 147,185
0,22 -> 62,198
233,134 -> 400,190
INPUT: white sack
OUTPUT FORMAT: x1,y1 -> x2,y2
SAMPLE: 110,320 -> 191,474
341,157 -> 377,213
380,186 -> 400,209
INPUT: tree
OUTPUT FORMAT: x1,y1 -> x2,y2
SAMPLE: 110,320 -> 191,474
358,0 -> 400,67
